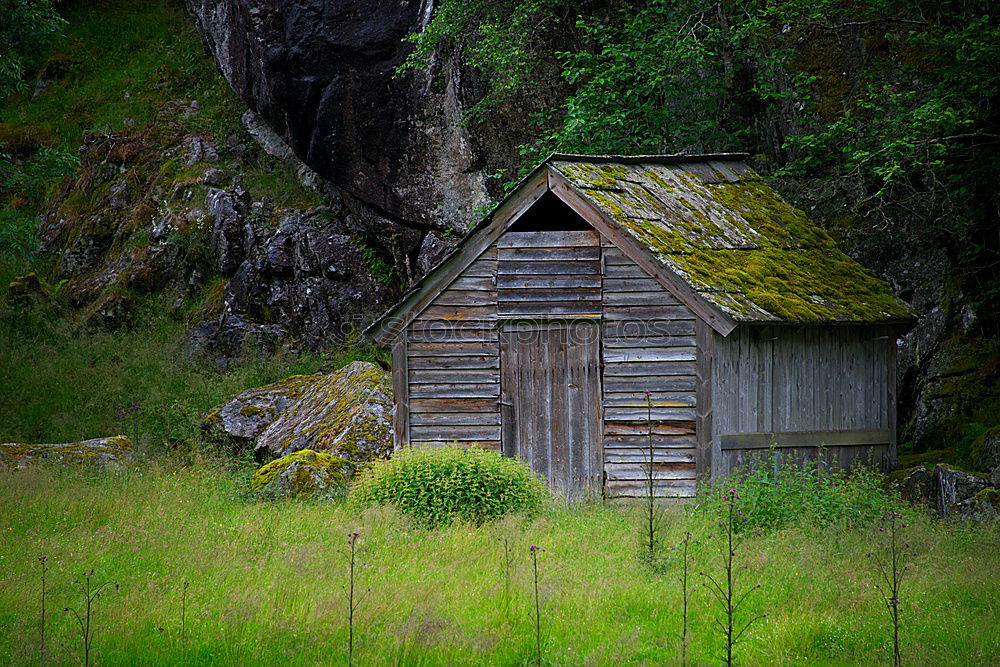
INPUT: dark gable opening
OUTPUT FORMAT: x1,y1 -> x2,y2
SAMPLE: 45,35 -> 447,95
508,192 -> 592,232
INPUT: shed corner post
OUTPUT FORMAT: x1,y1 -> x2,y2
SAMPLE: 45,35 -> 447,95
887,325 -> 898,470
695,319 -> 714,487
392,333 -> 409,450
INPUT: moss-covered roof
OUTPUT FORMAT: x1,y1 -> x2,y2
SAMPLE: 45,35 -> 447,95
551,157 -> 912,324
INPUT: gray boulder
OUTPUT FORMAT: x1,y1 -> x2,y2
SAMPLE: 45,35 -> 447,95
0,436 -> 136,470
889,463 -> 990,519
971,428 -> 1000,473
248,449 -> 350,499
202,361 -> 393,462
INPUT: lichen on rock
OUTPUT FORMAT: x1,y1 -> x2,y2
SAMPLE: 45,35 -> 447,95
0,436 -> 135,470
249,449 -> 349,499
202,360 -> 393,463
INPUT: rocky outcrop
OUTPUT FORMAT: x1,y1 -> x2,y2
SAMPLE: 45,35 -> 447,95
249,449 -> 350,499
188,198 -> 396,353
889,463 -> 995,520
971,428 -> 1000,473
0,436 -> 135,470
184,0 -> 491,232
202,361 -> 393,462
32,100 -> 397,352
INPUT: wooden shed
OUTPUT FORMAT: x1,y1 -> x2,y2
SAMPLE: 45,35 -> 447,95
368,154 -> 913,498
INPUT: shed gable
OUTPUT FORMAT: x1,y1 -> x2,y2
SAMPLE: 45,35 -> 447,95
550,158 -> 913,325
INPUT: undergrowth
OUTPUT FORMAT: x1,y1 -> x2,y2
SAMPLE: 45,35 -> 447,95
0,295 -> 380,457
0,464 -> 996,665
697,456 -> 904,533
350,447 -> 548,527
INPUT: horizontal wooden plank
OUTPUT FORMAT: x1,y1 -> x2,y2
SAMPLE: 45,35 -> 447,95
605,407 -> 697,421
407,341 -> 498,357
603,375 -> 697,393
605,464 -> 697,480
603,391 -> 696,408
497,288 -> 601,302
603,263 -> 654,279
603,348 -> 696,363
409,412 -> 501,426
498,260 -> 601,275
498,274 -> 602,289
448,276 -> 496,291
604,435 -> 699,448
418,305 -> 497,322
498,302 -> 601,316
606,480 -> 696,498
409,398 -> 499,413
604,305 -> 695,321
498,230 -> 599,248
603,361 -> 697,377
605,449 -> 696,464
604,335 -> 696,349
604,421 -> 696,436
720,429 -> 892,451
604,320 -> 696,337
463,257 -> 498,278
603,291 -> 680,307
411,440 -> 502,450
409,355 -> 499,370
433,290 -> 497,307
409,425 -> 502,440
601,246 -> 636,265
408,383 -> 500,399
603,277 -> 675,294
407,324 -> 498,341
498,246 -> 601,261
409,369 -> 500,384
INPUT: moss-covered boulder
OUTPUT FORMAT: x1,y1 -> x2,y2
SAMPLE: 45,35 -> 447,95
971,427 -> 1000,473
0,436 -> 135,470
249,449 -> 349,499
888,462 -> 989,518
954,488 -> 1000,522
202,361 -> 393,463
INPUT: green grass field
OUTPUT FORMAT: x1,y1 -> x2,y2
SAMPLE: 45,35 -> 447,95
0,461 -> 996,666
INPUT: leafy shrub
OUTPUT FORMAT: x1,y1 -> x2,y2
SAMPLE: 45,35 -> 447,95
349,446 -> 548,526
698,457 -> 903,532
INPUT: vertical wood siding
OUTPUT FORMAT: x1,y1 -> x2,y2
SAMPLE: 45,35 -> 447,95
500,322 -> 603,498
601,241 -> 698,498
711,325 -> 894,476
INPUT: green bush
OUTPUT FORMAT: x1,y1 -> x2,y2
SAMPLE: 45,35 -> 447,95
349,446 -> 548,527
698,457 -> 904,532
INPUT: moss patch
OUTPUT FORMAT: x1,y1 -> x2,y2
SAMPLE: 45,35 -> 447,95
249,449 -> 349,499
0,436 -> 135,469
553,160 -> 912,323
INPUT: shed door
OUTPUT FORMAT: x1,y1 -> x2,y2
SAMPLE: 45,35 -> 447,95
500,321 -> 603,496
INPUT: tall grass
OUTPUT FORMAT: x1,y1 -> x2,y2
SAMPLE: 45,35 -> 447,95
0,297 -> 381,452
0,464 -> 996,665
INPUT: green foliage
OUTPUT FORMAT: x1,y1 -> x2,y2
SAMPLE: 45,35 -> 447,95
0,0 -> 66,100
0,465 -> 997,664
350,446 -> 548,526
398,0 -> 566,114
410,0 -> 999,321
698,457 -> 904,532
354,235 -> 398,287
0,294 -> 374,454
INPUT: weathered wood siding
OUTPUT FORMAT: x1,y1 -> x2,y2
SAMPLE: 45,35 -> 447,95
601,240 -> 698,498
498,231 -> 602,318
711,324 -> 895,476
500,321 -> 603,498
403,244 -> 501,450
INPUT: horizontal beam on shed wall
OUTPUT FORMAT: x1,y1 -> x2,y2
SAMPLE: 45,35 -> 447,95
720,429 -> 891,450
